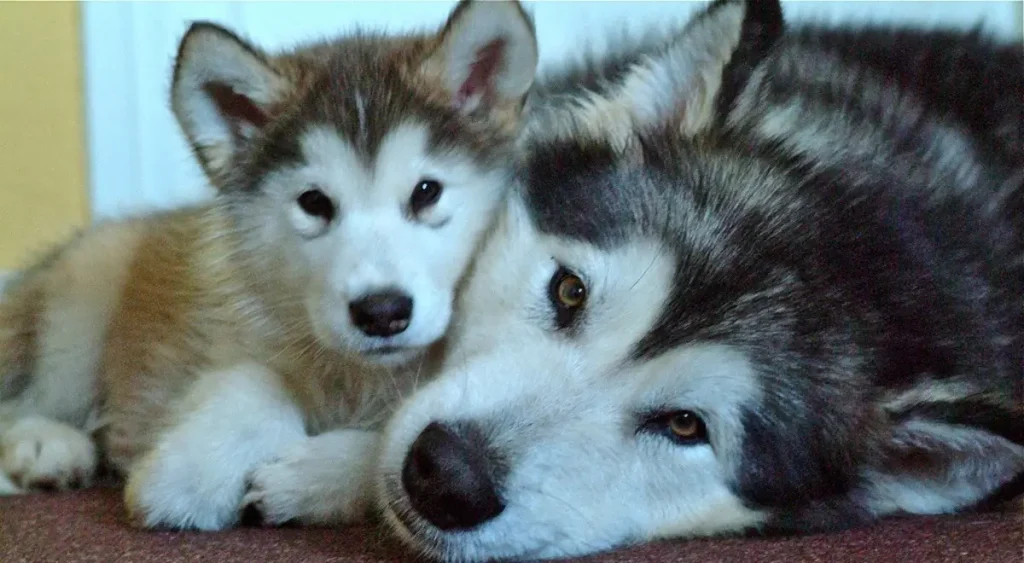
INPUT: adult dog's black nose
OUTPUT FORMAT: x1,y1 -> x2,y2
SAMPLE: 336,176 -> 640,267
401,422 -> 505,530
349,290 -> 413,337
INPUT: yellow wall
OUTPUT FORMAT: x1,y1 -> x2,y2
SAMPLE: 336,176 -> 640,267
0,2 -> 89,270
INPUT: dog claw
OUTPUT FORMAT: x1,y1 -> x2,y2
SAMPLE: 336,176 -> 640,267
240,502 -> 266,527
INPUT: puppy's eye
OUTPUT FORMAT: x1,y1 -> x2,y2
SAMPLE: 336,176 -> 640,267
297,188 -> 335,222
548,266 -> 587,330
410,179 -> 444,214
641,410 -> 709,445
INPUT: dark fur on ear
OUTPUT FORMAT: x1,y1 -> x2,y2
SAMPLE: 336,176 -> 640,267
713,0 -> 786,128
756,396 -> 1024,533
611,0 -> 786,137
170,21 -> 293,188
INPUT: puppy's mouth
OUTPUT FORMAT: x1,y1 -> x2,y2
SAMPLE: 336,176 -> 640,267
365,345 -> 405,356
360,342 -> 423,365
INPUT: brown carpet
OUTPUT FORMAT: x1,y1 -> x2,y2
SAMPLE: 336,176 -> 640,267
1,488 -> 1021,563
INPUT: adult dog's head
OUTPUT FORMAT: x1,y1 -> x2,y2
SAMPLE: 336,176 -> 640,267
376,0 -> 1024,560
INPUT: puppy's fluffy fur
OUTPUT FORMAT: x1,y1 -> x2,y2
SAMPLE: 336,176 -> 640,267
0,0 -> 539,531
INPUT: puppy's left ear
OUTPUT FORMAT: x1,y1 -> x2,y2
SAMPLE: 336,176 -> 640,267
616,0 -> 784,136
420,0 -> 539,124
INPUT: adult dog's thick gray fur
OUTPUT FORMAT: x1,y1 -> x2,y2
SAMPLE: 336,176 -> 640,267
376,0 -> 1023,560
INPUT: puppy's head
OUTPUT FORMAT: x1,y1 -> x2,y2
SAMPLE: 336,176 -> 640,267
170,0 -> 538,365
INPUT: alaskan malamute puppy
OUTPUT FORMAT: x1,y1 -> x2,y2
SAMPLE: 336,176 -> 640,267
376,0 -> 1023,560
0,0 -> 538,531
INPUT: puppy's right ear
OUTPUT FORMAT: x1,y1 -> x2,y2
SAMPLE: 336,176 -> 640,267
419,0 -> 539,130
171,22 -> 294,186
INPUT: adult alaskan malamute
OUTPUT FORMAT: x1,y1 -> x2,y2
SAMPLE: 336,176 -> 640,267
0,0 -> 538,531
376,0 -> 1024,560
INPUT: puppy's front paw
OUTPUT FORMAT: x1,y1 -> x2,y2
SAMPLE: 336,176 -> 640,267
0,470 -> 22,495
121,362 -> 307,530
241,430 -> 378,527
0,416 -> 97,492
124,446 -> 248,531
240,456 -> 311,527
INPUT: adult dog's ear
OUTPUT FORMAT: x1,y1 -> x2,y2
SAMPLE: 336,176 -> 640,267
863,396 -> 1024,516
419,0 -> 539,128
614,0 -> 784,137
171,22 -> 295,187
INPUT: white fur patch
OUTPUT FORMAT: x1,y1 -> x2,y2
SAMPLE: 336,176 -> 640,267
523,2 -> 747,153
124,362 -> 305,530
0,416 -> 97,492
377,201 -> 765,560
288,200 -> 332,239
0,470 -> 19,495
15,221 -> 143,427
864,420 -> 1024,516
355,90 -> 368,146
621,3 -> 744,134
254,121 -> 509,359
242,428 -> 380,526
434,0 -> 538,104
632,344 -> 763,473
172,26 -> 289,176
881,377 -> 982,413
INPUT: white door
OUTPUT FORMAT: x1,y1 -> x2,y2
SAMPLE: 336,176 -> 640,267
80,1 -> 1023,220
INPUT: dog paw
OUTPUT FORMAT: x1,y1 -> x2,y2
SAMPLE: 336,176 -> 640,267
0,470 -> 23,495
0,416 -> 97,492
121,362 -> 308,531
124,446 -> 249,531
240,432 -> 376,527
239,459 -> 305,527
240,451 -> 356,527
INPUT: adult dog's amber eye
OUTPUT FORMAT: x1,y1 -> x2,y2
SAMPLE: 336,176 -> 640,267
555,273 -> 587,308
667,413 -> 700,440
548,266 -> 587,330
668,411 -> 702,439
638,410 -> 708,445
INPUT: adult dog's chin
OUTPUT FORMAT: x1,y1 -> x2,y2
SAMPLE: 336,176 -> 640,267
380,504 -> 550,563
378,475 -> 545,563
378,473 -> 453,562
379,468 -> 613,563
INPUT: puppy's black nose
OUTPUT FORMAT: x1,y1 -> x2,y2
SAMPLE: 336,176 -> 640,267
401,422 -> 505,530
349,290 -> 413,337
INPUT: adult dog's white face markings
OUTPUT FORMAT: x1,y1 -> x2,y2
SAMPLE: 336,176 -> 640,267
377,196 -> 767,562
372,0 -> 1024,556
